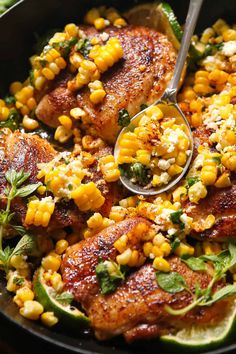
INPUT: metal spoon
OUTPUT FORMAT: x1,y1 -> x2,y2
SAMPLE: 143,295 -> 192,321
114,0 -> 203,196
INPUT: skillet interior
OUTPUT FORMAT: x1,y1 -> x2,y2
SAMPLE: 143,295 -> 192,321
1,0 -> 236,353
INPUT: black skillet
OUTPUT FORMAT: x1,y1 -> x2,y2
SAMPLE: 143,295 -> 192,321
1,0 -> 236,353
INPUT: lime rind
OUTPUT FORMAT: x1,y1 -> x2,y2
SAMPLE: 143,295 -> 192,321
158,2 -> 183,42
161,299 -> 236,349
34,267 -> 89,327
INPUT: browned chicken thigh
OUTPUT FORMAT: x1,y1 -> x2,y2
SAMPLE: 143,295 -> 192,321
36,25 -> 176,143
61,218 -> 227,342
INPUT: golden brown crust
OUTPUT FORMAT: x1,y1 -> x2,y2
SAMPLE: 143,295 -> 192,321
36,25 -> 176,143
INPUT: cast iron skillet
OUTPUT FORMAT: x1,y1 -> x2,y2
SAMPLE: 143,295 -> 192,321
1,0 -> 236,353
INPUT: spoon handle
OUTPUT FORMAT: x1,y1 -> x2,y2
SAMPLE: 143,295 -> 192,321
163,0 -> 203,102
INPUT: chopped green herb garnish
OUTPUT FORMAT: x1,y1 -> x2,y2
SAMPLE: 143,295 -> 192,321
119,163 -> 150,186
186,176 -> 200,188
140,104 -> 148,111
52,37 -> 78,58
76,38 -> 91,57
212,156 -> 222,165
4,95 -> 16,105
29,70 -> 35,86
171,237 -> 181,251
13,277 -> 25,286
0,109 -> 21,131
156,271 -> 187,294
118,109 -> 131,127
96,260 -> 125,295
169,209 -> 185,230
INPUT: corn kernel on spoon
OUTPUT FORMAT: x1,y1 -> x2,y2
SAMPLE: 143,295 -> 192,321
114,0 -> 203,196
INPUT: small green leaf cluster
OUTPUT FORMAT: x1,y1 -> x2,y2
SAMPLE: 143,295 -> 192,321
118,109 -> 131,127
156,244 -> 236,316
96,260 -> 126,295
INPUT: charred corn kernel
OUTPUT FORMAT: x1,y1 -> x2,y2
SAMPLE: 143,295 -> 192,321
175,242 -> 194,257
201,165 -> 217,185
188,181 -> 207,203
64,23 -> 78,37
42,67 -> 55,80
22,116 -> 39,130
176,152 -> 187,166
10,255 -> 27,269
209,69 -> 229,84
41,312 -> 58,327
25,197 -> 55,227
172,186 -> 187,203
35,76 -> 46,91
119,196 -> 138,208
215,173 -> 232,188
109,206 -> 127,222
71,182 -> 105,211
116,248 -> 132,265
99,155 -> 120,182
54,125 -> 72,143
87,213 -> 103,229
180,87 -> 196,101
114,18 -> 127,28
200,27 -> 215,43
153,257 -> 170,272
213,19 -> 229,35
204,214 -> 216,229
223,28 -> 236,41
55,239 -> 69,255
55,56 -> 67,69
37,185 -> 46,195
20,300 -> 44,320
15,287 -> 34,304
70,107 -> 86,119
9,81 -> 22,95
222,152 -> 236,171
114,234 -> 128,253
191,113 -> 203,128
84,8 -> 100,24
89,37 -> 123,73
94,17 -> 107,30
42,254 -> 61,272
136,149 -> 151,166
50,273 -> 64,292
58,115 -> 72,130
143,242 -> 153,257
90,88 -> 106,104
160,242 -> 171,257
127,250 -> 139,267
0,106 -> 9,121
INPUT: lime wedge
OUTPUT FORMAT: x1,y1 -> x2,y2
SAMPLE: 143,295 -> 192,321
124,2 -> 182,49
33,266 -> 89,327
161,299 -> 236,349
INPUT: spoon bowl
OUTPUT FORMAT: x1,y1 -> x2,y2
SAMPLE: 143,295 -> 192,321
114,101 -> 194,196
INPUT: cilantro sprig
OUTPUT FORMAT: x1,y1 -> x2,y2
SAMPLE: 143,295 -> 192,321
96,260 -> 126,295
156,244 -> 236,316
0,169 -> 41,272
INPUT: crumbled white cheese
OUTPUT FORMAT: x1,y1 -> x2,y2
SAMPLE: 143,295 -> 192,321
100,32 -> 109,42
158,159 -> 170,171
222,41 -> 236,56
160,172 -> 170,184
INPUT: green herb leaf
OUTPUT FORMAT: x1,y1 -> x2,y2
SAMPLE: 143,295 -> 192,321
119,162 -> 149,185
118,109 -> 131,127
11,233 -> 36,258
11,225 -> 28,236
55,291 -> 74,305
76,38 -> 91,57
96,260 -> 125,295
4,95 -> 16,105
186,176 -> 200,188
181,256 -> 206,272
169,209 -> 185,230
156,271 -> 187,294
0,109 -> 21,131
13,277 -> 25,286
171,237 -> 181,251
140,104 -> 148,111
203,284 -> 236,306
0,246 -> 13,264
212,156 -> 222,165
15,182 -> 42,198
5,169 -> 31,188
52,37 -> 78,58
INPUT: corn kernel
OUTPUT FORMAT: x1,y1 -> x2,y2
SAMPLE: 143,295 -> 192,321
55,239 -> 69,255
116,248 -> 132,265
58,115 -> 72,130
20,300 -> 44,320
41,312 -> 58,327
153,257 -> 170,272
22,116 -> 39,130
42,254 -> 61,272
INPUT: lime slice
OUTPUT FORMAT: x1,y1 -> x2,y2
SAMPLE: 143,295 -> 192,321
33,267 -> 89,327
161,299 -> 236,350
124,2 -> 182,50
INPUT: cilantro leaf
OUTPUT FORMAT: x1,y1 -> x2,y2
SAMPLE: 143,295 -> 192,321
11,233 -> 37,257
13,277 -> 25,286
119,163 -> 149,186
171,237 -> 181,251
76,38 -> 91,57
15,182 -> 42,198
52,37 -> 77,58
186,176 -> 200,188
181,256 -> 206,272
4,95 -> 16,105
96,260 -> 125,295
0,109 -> 21,131
203,284 -> 236,306
55,291 -> 74,305
169,209 -> 185,230
156,271 -> 187,294
118,109 -> 131,127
